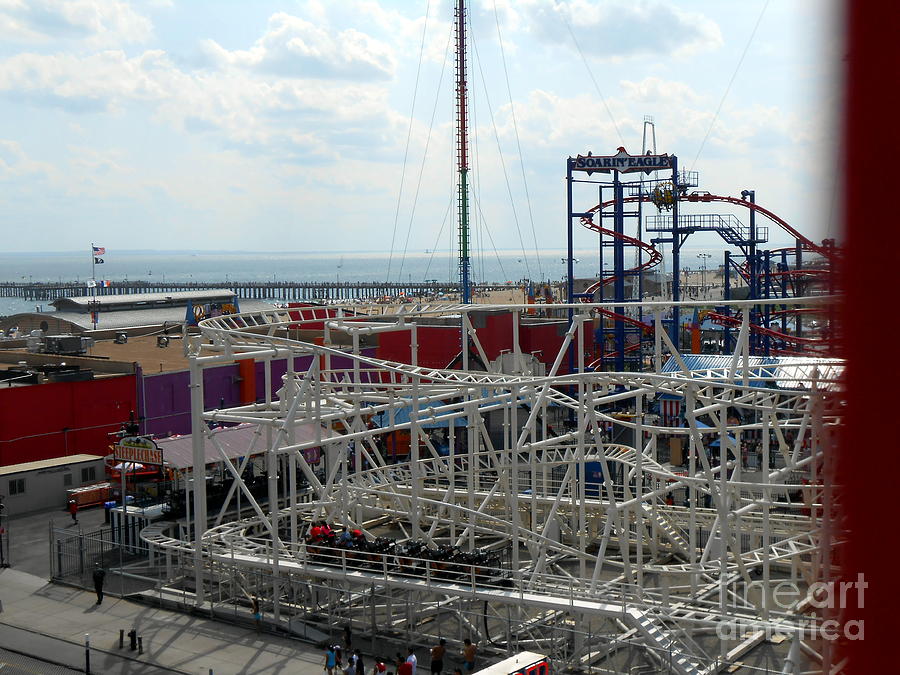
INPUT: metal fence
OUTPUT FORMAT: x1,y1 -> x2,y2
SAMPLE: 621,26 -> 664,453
49,525 -> 158,597
45,524 -> 799,673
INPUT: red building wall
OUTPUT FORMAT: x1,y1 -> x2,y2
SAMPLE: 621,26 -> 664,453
520,319 -> 594,374
469,311 -> 514,361
0,375 -> 137,466
377,324 -> 461,369
374,311 -> 593,374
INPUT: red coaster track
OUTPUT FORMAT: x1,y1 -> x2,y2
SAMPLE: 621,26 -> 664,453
578,192 -> 834,367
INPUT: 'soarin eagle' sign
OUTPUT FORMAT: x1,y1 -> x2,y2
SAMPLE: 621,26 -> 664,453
570,147 -> 673,175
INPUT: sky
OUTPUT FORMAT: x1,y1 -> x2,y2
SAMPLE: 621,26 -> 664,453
0,0 -> 841,260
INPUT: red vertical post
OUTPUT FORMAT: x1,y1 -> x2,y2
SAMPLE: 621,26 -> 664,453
456,0 -> 471,303
238,359 -> 255,405
838,1 -> 900,671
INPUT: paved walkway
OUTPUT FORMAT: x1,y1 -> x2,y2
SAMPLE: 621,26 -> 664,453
0,568 -> 333,674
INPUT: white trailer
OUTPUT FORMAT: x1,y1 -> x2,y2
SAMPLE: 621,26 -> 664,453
472,652 -> 549,675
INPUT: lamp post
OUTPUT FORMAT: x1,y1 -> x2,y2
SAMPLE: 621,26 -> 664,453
560,257 -> 580,279
697,253 -> 711,295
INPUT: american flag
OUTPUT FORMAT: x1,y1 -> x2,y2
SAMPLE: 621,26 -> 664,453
660,398 -> 682,426
92,246 -> 106,255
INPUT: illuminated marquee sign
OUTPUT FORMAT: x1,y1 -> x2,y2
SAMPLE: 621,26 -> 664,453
571,148 -> 672,174
114,436 -> 163,466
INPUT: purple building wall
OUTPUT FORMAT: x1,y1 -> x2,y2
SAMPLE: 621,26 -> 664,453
140,351 -> 374,438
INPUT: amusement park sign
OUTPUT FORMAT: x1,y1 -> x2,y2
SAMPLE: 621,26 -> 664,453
571,148 -> 672,174
114,436 -> 163,466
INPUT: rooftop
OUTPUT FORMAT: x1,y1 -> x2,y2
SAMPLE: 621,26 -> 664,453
152,423 -> 335,470
0,453 -> 103,476
661,353 -> 844,391
87,334 -> 192,372
0,295 -> 274,334
52,289 -> 238,312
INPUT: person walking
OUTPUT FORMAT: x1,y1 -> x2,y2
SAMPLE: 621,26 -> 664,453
68,500 -> 78,525
354,649 -> 365,675
92,563 -> 105,605
462,639 -> 477,672
406,646 -> 418,675
324,644 -> 337,675
429,639 -> 446,675
251,597 -> 261,633
343,649 -> 356,675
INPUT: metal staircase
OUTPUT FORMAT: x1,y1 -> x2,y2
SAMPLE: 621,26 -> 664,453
642,503 -> 692,558
646,213 -> 768,248
625,607 -> 712,675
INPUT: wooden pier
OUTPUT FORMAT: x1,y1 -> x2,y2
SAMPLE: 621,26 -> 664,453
0,280 -> 516,303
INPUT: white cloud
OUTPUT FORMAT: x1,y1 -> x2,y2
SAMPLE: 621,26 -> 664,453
0,43 -> 396,161
481,77 -> 805,188
517,0 -> 722,61
0,2 -> 831,252
621,76 -> 702,106
68,144 -> 131,175
0,139 -> 53,181
0,0 -> 152,46
0,50 -> 172,111
201,12 -> 396,81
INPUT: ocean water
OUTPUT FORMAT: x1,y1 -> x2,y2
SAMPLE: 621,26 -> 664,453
0,245 -> 722,317
0,249 -> 576,284
0,249 -> 556,316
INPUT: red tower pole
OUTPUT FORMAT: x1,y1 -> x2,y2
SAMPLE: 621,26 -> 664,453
837,1 -> 900,671
455,0 -> 471,303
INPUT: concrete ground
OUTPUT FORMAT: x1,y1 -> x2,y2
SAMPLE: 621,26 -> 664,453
0,567 -> 331,674
4,504 -> 101,579
0,505 -> 335,674
1,505 -> 464,674
1,644 -> 83,674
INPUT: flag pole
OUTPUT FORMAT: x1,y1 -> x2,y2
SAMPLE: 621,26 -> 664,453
90,242 -> 97,330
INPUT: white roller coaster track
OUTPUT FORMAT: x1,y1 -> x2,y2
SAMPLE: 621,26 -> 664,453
141,297 -> 843,675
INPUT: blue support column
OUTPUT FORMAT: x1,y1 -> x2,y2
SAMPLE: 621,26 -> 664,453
763,249 -> 772,356
567,159 -> 575,306
566,158 -> 575,375
723,250 -> 732,353
795,239 -> 803,339
613,171 -> 626,372
670,157 -> 681,349
744,189 -> 758,354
